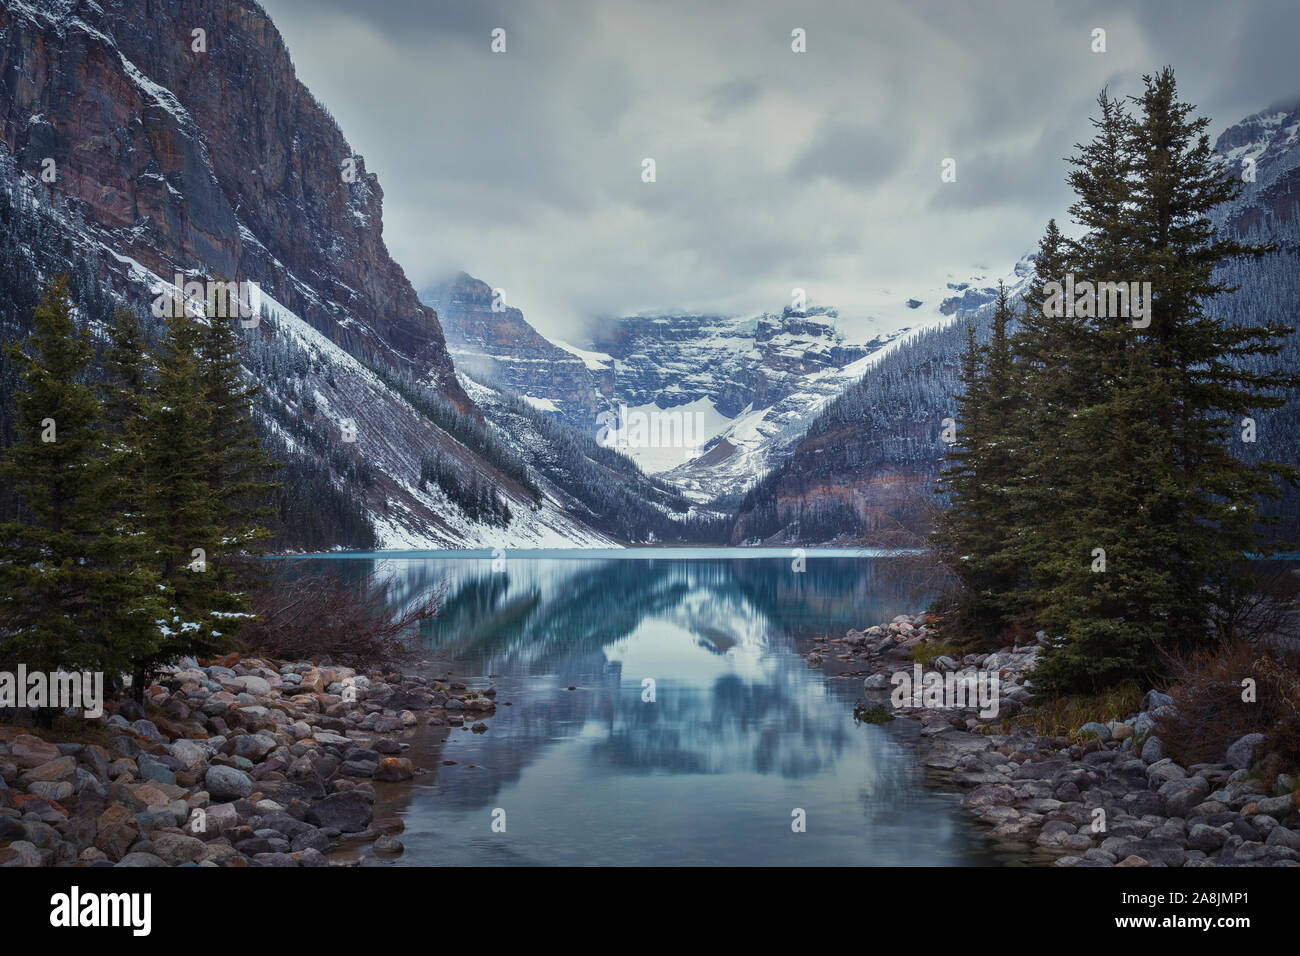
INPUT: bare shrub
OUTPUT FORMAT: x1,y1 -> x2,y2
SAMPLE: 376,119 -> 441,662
858,479 -> 958,601
1153,638 -> 1300,770
239,562 -> 441,668
1209,562 -> 1300,646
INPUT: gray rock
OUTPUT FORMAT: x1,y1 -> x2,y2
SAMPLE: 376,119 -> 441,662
131,720 -> 166,744
1078,722 -> 1111,742
204,765 -> 254,801
230,732 -> 276,761
1012,759 -> 1067,781
1225,733 -> 1266,770
1141,690 -> 1174,712
251,851 -> 298,867
1253,794 -> 1296,819
1187,824 -> 1228,851
234,675 -> 272,696
0,840 -> 43,867
203,802 -> 240,832
136,756 -> 177,785
305,789 -> 373,833
1264,826 -> 1300,851
258,813 -> 316,839
1112,837 -> 1186,867
150,832 -> 208,865
1163,777 -> 1211,817
290,828 -> 331,853
338,759 -> 377,778
168,740 -> 208,772
28,780 -> 74,801
1140,736 -> 1164,764
374,834 -> 404,856
1147,758 -> 1186,787
1251,814 -> 1279,836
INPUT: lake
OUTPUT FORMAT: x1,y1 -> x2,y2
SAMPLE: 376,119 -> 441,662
290,549 -> 1003,866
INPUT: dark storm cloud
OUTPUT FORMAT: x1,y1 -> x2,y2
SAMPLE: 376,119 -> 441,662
707,78 -> 762,121
789,118 -> 906,186
258,0 -> 1300,337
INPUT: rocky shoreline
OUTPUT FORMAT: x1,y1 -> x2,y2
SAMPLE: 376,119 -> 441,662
811,615 -> 1300,867
0,654 -> 496,867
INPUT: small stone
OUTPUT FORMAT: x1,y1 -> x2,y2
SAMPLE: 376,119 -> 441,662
1187,824 -> 1228,851
204,765 -> 254,801
18,755 -> 77,785
150,831 -> 208,865
1225,733 -> 1266,771
27,780 -> 73,801
374,834 -> 404,856
9,735 -> 60,770
372,758 -> 414,782
1077,722 -> 1111,742
1264,826 -> 1300,851
1140,690 -> 1174,711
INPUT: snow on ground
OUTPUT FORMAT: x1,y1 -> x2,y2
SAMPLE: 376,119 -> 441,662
521,395 -> 559,413
552,339 -> 615,370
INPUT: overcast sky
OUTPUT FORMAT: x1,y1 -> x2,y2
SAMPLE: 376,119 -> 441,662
260,0 -> 1300,342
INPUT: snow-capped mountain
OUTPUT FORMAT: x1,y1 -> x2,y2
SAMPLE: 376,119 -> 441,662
427,265 -> 1029,502
1212,100 -> 1300,235
728,103 -> 1300,546
421,273 -> 613,434
0,0 -> 618,549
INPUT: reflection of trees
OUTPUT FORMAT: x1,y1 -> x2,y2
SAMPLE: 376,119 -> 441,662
724,557 -> 940,640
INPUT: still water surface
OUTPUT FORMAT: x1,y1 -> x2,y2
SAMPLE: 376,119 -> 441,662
292,549 -> 1000,866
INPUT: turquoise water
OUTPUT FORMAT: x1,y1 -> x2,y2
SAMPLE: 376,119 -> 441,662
292,550 -> 997,866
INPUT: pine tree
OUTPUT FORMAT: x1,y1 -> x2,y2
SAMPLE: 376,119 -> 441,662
1124,69 -> 1299,647
197,307 -> 280,618
1031,70 -> 1299,692
135,310 -> 224,687
0,280 -> 162,681
934,285 -> 1021,639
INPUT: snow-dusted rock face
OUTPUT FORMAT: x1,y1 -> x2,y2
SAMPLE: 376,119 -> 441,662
1213,101 -> 1300,235
417,263 -> 1035,502
728,105 -> 1300,547
422,273 -> 613,434
0,0 -> 621,550
0,0 -> 465,405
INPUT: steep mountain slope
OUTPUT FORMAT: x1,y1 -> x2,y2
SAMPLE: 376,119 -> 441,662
422,272 -> 613,433
457,374 -> 730,543
425,266 -> 1021,502
731,101 -> 1300,546
0,0 -> 465,402
0,0 -> 613,549
656,265 -> 1031,500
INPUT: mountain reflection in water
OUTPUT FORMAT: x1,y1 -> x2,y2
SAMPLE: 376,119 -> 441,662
294,551 -> 999,866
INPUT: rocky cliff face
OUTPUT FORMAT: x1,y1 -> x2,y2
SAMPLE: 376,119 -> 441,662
594,307 -> 875,418
427,275 -> 922,497
0,0 -> 466,405
422,272 -> 611,432
1213,101 -> 1300,235
0,0 -> 628,548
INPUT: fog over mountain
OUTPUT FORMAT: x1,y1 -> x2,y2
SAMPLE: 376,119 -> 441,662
262,0 -> 1300,341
